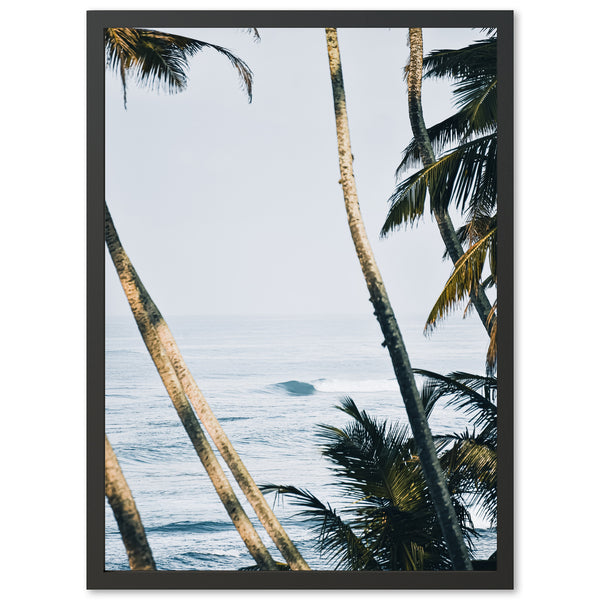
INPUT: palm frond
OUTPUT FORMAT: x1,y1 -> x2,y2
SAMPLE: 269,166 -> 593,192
260,484 -> 380,570
415,369 -> 497,432
415,366 -> 498,525
441,438 -> 497,525
425,226 -> 497,330
383,136 -> 496,236
105,27 -> 253,107
397,103 -> 496,174
316,398 -> 421,509
423,37 -> 496,82
244,28 -> 261,41
453,78 -> 497,133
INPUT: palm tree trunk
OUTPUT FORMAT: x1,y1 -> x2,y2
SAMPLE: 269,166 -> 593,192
105,435 -> 156,570
407,28 -> 495,336
325,27 -> 472,571
136,274 -> 311,570
105,202 -> 278,571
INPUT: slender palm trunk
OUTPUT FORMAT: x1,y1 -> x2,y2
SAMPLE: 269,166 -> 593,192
105,435 -> 156,570
407,28 -> 495,336
325,28 -> 472,571
138,276 -> 311,570
105,203 -> 278,571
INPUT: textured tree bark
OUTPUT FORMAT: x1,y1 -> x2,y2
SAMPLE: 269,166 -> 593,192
105,435 -> 156,570
325,27 -> 472,571
105,203 -> 278,571
139,283 -> 311,570
407,28 -> 495,336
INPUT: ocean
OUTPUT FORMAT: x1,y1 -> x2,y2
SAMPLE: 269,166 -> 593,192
105,313 -> 497,570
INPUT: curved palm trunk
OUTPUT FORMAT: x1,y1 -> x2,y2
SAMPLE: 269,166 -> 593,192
105,203 -> 278,571
325,28 -> 472,571
407,28 -> 495,337
105,435 -> 156,570
136,276 -> 311,570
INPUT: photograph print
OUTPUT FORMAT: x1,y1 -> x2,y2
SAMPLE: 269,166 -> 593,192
89,10 -> 513,589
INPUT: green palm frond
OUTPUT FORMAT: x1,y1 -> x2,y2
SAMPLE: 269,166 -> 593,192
414,369 -> 497,524
317,398 -> 421,508
382,135 -> 496,236
415,369 -> 497,434
423,37 -> 496,83
425,226 -> 497,330
260,484 -> 380,570
453,78 -> 497,134
398,100 -> 496,174
105,27 -> 253,107
440,436 -> 497,525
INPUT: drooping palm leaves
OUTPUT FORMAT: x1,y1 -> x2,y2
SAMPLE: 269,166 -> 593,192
416,369 -> 498,525
425,224 -> 497,332
105,27 -> 253,107
381,31 -> 498,369
263,397 -> 476,571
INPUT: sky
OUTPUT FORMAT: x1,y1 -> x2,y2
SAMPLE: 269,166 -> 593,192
105,27 -> 486,321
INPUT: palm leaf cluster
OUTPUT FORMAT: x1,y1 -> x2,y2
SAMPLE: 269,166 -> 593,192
381,31 -> 498,370
417,369 -> 498,525
105,27 -> 253,107
262,397 -> 476,571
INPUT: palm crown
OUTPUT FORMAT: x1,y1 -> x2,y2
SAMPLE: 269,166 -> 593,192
105,27 -> 253,107
262,397 -> 476,570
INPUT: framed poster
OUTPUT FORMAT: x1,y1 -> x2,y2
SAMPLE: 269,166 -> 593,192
88,10 -> 513,589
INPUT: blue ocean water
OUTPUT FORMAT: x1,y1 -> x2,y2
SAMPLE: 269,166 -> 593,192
105,313 -> 497,570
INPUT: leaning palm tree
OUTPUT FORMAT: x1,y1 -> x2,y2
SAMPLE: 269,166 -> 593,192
324,27 -> 472,570
133,250 -> 311,570
382,29 -> 497,360
104,27 -> 310,570
263,398 -> 476,570
105,435 -> 156,570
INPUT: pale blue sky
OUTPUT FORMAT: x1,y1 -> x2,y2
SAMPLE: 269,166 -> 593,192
106,27 -> 485,320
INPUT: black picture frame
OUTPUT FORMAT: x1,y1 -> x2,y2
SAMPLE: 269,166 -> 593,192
88,9 -> 513,590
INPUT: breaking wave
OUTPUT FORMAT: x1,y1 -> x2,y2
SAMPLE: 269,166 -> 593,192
272,378 -> 398,396
272,380 -> 316,395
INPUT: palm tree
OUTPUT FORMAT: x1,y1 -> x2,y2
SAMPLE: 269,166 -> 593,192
105,435 -> 156,570
381,29 -> 497,363
104,27 -> 310,570
105,27 -> 253,107
263,398 -> 476,570
324,27 -> 472,570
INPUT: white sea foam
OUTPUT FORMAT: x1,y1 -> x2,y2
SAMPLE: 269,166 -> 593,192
313,377 -> 399,393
